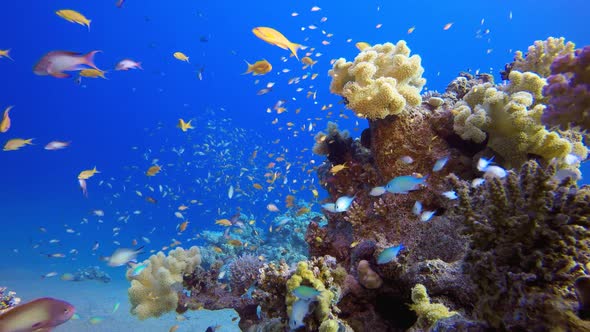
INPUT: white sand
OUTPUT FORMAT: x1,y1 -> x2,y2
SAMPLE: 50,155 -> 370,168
1,268 -> 240,332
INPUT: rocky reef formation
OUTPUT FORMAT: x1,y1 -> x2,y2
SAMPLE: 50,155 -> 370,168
126,37 -> 590,331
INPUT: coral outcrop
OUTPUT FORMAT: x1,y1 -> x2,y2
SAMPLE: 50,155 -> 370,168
127,246 -> 201,319
506,36 -> 576,78
449,160 -> 590,330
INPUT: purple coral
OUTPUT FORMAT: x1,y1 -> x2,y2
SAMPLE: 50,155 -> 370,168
229,254 -> 263,296
542,46 -> 590,130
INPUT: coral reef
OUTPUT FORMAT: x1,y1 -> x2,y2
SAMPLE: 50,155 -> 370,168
72,266 -> 111,283
449,160 -> 590,330
0,287 -> 20,315
328,41 -> 426,119
542,45 -> 590,131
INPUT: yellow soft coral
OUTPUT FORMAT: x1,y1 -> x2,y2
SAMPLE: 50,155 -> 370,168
127,246 -> 201,319
452,71 -> 573,167
512,37 -> 576,78
328,41 -> 426,119
409,284 -> 456,328
286,261 -> 335,327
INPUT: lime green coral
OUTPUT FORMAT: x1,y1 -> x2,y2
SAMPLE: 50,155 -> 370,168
452,70 -> 574,167
286,260 -> 335,327
319,319 -> 340,332
409,284 -> 456,328
328,40 -> 426,119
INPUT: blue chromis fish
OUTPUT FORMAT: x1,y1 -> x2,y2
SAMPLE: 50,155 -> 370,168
385,175 -> 427,194
432,156 -> 449,172
334,195 -> 355,212
130,264 -> 148,277
377,244 -> 405,264
292,285 -> 321,301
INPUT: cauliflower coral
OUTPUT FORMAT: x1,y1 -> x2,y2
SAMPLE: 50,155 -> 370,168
328,41 -> 426,119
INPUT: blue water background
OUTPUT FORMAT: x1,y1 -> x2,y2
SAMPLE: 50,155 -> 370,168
0,0 -> 589,272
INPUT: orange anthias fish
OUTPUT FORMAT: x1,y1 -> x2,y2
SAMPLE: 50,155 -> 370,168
33,50 -> 101,78
252,27 -> 303,59
0,105 -> 14,133
3,138 -> 33,151
243,59 -> 272,75
146,165 -> 161,176
55,9 -> 92,30
177,119 -> 194,132
0,297 -> 75,332
78,166 -> 99,180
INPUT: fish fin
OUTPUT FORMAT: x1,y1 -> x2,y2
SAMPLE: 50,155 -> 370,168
83,50 -> 102,70
136,62 -> 143,70
87,20 -> 91,31
242,60 -> 252,74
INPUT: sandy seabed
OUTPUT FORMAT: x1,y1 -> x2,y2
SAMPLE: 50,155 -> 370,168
1,267 -> 241,332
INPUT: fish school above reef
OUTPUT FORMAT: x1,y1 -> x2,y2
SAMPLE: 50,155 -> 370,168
119,37 -> 590,331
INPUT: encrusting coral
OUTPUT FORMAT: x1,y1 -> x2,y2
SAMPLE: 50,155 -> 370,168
448,160 -> 590,331
127,246 -> 201,319
328,41 -> 426,120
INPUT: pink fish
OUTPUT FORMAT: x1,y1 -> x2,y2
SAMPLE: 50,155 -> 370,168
33,50 -> 101,78
79,179 -> 88,197
115,59 -> 142,71
0,297 -> 75,332
44,141 -> 71,150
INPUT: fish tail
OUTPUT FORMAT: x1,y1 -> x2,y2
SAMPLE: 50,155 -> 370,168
87,20 -> 91,31
5,49 -> 13,61
288,43 -> 303,60
136,62 -> 143,70
242,60 -> 252,74
84,50 -> 101,70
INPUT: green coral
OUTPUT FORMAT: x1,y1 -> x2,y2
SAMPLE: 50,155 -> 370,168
448,161 -> 590,330
319,319 -> 340,332
452,70 -> 575,167
328,40 -> 426,119
409,284 -> 456,328
511,36 -> 576,77
286,260 -> 335,325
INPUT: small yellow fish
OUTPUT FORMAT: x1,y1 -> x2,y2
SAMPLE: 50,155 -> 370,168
215,218 -> 232,226
355,42 -> 371,51
252,27 -> 303,59
330,164 -> 347,174
178,205 -> 189,211
178,220 -> 189,232
253,183 -> 263,190
228,239 -> 242,246
3,138 -> 33,151
177,119 -> 194,132
146,165 -> 161,176
78,166 -> 99,180
173,52 -> 190,63
301,56 -> 317,67
0,105 -> 14,133
79,69 -> 107,79
56,9 -> 92,30
243,59 -> 272,75
0,49 -> 13,61
407,26 -> 416,34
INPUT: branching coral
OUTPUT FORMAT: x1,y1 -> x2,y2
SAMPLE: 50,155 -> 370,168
452,70 -> 575,167
229,254 -> 264,296
448,161 -> 590,330
542,45 -> 590,131
328,41 -> 426,119
508,37 -> 576,78
127,246 -> 201,319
